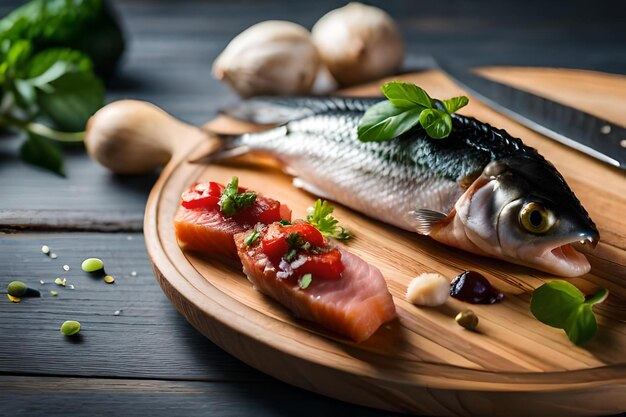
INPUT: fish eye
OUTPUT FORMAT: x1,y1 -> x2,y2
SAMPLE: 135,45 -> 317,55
519,202 -> 554,234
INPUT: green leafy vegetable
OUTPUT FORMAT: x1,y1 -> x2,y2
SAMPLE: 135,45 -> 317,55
530,280 -> 608,345
306,199 -> 350,240
0,0 -> 125,175
278,219 -> 292,226
298,273 -> 313,290
218,176 -> 257,216
0,0 -> 125,79
358,81 -> 468,142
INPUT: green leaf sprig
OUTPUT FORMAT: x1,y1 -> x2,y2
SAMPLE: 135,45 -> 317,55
530,280 -> 609,345
357,81 -> 469,142
218,176 -> 257,216
306,199 -> 350,240
0,39 -> 105,175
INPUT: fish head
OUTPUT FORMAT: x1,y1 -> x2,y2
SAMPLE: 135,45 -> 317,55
454,156 -> 599,277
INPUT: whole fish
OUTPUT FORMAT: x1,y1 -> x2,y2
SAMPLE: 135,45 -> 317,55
208,97 -> 599,277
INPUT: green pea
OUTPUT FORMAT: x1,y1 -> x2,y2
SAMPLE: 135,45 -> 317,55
81,258 -> 104,272
60,320 -> 81,336
7,281 -> 27,297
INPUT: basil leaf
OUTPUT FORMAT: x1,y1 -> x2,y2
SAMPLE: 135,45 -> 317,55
442,96 -> 469,114
563,304 -> 597,345
419,109 -> 452,139
36,70 -> 104,132
381,81 -> 432,109
530,280 -> 584,328
6,39 -> 32,70
20,133 -> 65,176
26,48 -> 92,80
357,101 -> 423,142
531,280 -> 607,345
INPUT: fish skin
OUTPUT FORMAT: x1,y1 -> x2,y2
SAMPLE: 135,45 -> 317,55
218,97 -> 599,276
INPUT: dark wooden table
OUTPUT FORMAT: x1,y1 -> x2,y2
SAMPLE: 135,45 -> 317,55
1,1 -> 624,416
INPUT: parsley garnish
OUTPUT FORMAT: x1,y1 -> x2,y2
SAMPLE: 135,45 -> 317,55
357,81 -> 468,142
279,219 -> 292,226
530,281 -> 608,345
306,199 -> 350,240
218,176 -> 257,216
298,273 -> 312,289
244,229 -> 260,246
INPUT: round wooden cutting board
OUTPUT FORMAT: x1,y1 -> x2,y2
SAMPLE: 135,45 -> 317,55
144,68 -> 626,416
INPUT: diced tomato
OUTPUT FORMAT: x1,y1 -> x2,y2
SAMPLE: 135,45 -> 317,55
234,197 -> 284,226
260,222 -> 341,280
295,249 -> 344,281
261,223 -> 291,265
281,223 -> 325,247
181,182 -> 223,209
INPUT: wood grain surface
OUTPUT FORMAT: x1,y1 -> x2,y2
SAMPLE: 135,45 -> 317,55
145,68 -> 626,416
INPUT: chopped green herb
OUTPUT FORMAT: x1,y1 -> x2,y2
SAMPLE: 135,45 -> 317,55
218,176 -> 257,216
278,219 -> 292,226
7,280 -> 27,297
298,274 -> 313,289
81,257 -> 103,272
357,81 -> 469,142
530,280 -> 608,345
244,230 -> 260,246
306,199 -> 350,240
60,320 -> 80,336
54,277 -> 66,287
50,290 -> 58,296
284,248 -> 298,262
285,232 -> 303,248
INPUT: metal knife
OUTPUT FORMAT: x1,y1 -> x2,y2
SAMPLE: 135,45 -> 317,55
437,61 -> 626,169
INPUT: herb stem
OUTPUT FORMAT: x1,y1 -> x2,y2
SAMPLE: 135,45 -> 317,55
0,114 -> 84,143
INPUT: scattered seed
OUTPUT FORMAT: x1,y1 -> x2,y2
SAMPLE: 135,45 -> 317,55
62,265 -> 70,271
50,291 -> 58,296
41,245 -> 50,255
39,280 -> 45,285
600,124 -> 611,134
130,271 -> 137,277
60,320 -> 81,336
7,294 -> 21,303
114,310 -> 122,316
455,309 -> 479,331
104,275 -> 115,284
50,253 -> 58,259
54,277 -> 66,287
7,281 -> 27,297
81,258 -> 104,273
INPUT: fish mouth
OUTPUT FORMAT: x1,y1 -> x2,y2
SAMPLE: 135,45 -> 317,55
530,234 -> 597,277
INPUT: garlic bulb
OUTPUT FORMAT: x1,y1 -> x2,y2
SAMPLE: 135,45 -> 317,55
213,20 -> 321,97
312,2 -> 404,86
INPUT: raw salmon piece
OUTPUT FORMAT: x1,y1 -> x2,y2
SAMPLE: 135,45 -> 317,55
234,232 -> 397,342
174,181 -> 291,260
175,207 -> 247,260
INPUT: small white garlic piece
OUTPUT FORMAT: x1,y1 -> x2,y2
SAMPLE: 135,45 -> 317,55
312,2 -> 404,86
406,273 -> 450,307
212,20 -> 321,97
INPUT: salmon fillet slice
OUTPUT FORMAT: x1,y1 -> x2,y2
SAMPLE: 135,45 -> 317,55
234,232 -> 397,342
175,207 -> 247,260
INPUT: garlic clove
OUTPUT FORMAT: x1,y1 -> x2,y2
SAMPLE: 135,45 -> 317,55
406,272 -> 450,307
312,2 -> 405,86
212,20 -> 320,98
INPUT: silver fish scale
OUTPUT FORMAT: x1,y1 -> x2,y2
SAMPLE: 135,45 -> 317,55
239,112 -> 471,230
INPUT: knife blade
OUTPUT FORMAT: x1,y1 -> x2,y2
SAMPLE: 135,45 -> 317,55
437,61 -> 626,169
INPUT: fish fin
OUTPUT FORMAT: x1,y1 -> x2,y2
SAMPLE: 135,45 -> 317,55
292,178 -> 332,200
408,209 -> 448,235
220,96 -> 382,124
189,133 -> 250,164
